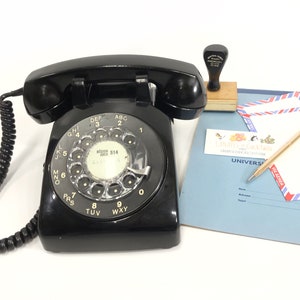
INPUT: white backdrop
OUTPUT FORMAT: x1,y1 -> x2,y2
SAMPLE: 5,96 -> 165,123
1,1 -> 300,299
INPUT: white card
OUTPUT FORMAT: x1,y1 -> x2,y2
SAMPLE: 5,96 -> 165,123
204,129 -> 283,159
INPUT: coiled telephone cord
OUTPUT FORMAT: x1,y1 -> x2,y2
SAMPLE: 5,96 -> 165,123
0,89 -> 39,253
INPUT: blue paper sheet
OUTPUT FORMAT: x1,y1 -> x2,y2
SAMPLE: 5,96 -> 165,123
179,89 -> 300,244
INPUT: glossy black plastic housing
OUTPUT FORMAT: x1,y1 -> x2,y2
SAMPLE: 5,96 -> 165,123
203,45 -> 228,91
23,55 -> 206,123
38,100 -> 180,252
24,55 -> 206,252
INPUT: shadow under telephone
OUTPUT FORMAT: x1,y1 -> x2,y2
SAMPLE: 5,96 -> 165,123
0,55 -> 206,253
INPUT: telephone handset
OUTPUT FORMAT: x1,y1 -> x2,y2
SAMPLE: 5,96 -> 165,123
0,55 -> 206,253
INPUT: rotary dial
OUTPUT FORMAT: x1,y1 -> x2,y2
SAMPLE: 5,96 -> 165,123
50,112 -> 165,219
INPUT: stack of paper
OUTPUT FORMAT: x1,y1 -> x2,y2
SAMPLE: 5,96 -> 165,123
237,92 -> 300,201
179,90 -> 300,245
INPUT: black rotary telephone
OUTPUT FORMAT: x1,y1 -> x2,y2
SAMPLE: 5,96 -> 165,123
0,55 -> 206,253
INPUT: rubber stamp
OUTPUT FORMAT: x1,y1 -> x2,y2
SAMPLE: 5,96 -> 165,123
203,44 -> 238,111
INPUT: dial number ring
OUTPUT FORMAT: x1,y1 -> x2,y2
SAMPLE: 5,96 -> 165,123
50,113 -> 165,219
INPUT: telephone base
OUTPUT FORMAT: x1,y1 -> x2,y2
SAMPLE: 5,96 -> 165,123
40,227 -> 180,253
38,184 -> 180,252
37,101 -> 180,253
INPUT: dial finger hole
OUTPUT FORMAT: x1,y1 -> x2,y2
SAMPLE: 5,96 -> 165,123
81,137 -> 94,149
123,134 -> 136,147
91,184 -> 105,198
111,128 -> 123,139
77,177 -> 91,191
123,174 -> 137,188
108,183 -> 122,196
71,149 -> 84,161
96,129 -> 108,140
70,164 -> 83,176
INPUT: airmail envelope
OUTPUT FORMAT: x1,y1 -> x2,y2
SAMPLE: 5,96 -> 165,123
238,92 -> 300,201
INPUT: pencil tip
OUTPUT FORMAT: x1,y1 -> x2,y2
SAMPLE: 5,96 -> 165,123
247,175 -> 255,182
